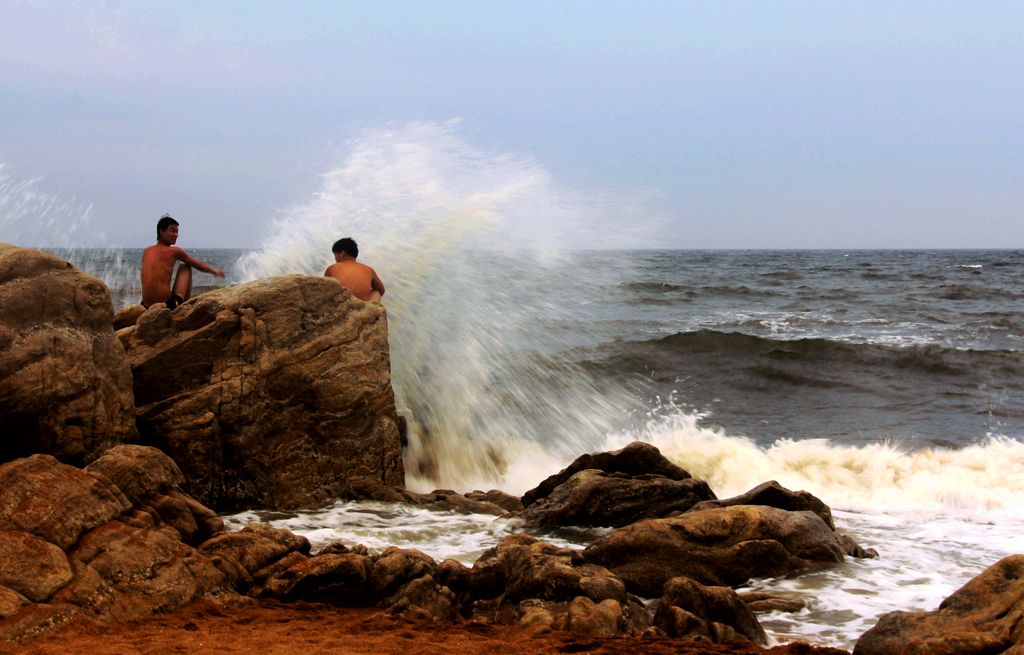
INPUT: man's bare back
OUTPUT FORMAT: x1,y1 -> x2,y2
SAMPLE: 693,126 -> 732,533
324,237 -> 385,302
141,216 -> 225,308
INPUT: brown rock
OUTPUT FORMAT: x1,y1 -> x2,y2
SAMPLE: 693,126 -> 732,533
371,548 -> 438,599
466,490 -> 523,513
738,591 -> 808,614
0,454 -> 130,550
198,524 -> 311,579
522,441 -> 695,507
384,574 -> 458,622
583,506 -> 846,596
655,577 -> 767,645
0,530 -> 73,603
0,244 -> 136,465
564,597 -> 622,636
0,586 -> 28,619
112,304 -> 146,331
689,480 -> 835,530
85,444 -> 185,505
259,552 -> 373,605
518,469 -> 715,528
120,275 -> 404,510
854,554 -> 1024,655
69,520 -> 231,619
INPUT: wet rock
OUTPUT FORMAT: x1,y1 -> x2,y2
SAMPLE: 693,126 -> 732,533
465,489 -> 523,513
739,591 -> 808,614
522,441 -> 695,508
518,468 -> 715,528
583,505 -> 846,596
854,554 -> 1024,655
120,275 -> 404,511
654,577 -> 767,645
689,480 -> 835,530
0,244 -> 136,465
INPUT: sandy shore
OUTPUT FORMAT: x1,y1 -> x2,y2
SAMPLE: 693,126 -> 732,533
0,599 -> 851,655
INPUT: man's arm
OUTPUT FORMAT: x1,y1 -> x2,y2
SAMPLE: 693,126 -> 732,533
370,269 -> 385,297
174,248 -> 226,277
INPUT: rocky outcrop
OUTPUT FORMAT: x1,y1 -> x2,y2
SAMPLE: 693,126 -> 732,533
654,577 -> 767,645
518,468 -> 715,528
119,275 -> 404,511
0,244 -> 136,465
854,554 -> 1024,655
690,480 -> 835,530
522,441 -> 696,508
0,448 -> 234,642
583,505 -> 846,597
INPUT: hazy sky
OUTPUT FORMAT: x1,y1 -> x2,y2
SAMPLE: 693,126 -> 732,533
1,1 -> 1021,248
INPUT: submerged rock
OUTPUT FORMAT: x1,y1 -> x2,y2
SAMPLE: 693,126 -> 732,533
0,244 -> 136,466
120,275 -> 404,511
583,505 -> 846,597
854,554 -> 1024,655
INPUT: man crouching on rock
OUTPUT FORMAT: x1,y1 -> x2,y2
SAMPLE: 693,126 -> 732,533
324,237 -> 386,302
141,214 -> 225,309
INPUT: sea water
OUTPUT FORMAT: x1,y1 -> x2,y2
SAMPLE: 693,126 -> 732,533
4,125 -> 1023,649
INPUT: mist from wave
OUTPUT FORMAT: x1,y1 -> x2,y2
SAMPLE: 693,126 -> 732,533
234,122 -> 659,493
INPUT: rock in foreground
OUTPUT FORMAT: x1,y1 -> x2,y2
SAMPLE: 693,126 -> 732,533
854,554 -> 1024,655
120,275 -> 404,510
584,505 -> 846,597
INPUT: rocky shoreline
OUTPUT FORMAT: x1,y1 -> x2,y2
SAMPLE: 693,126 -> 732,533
2,243 -> 1023,654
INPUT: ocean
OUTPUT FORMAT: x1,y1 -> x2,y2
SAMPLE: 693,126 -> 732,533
60,245 -> 1024,650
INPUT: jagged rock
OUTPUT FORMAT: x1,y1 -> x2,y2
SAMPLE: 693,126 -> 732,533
402,489 -> 509,516
583,506 -> 846,596
370,548 -> 437,599
120,275 -> 404,511
654,577 -> 767,645
522,441 -> 695,507
257,552 -> 372,604
518,469 -> 715,528
198,524 -> 311,585
690,480 -> 835,530
854,554 -> 1024,655
0,244 -> 136,465
85,444 -> 185,505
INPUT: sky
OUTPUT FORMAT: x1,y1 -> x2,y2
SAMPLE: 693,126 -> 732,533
1,1 -> 1022,249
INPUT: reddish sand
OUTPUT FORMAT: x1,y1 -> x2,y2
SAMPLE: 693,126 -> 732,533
1,600 -> 851,655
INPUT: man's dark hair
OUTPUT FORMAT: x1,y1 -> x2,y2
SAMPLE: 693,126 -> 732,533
332,237 -> 358,258
157,214 -> 179,239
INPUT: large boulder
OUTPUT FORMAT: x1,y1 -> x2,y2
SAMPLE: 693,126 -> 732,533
522,441 -> 695,507
517,469 -> 715,528
119,275 -> 404,510
583,505 -> 846,597
854,554 -> 1024,655
0,244 -> 136,465
690,480 -> 835,530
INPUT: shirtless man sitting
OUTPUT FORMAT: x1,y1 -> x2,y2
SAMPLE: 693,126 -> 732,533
140,214 -> 226,309
324,237 -> 385,302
